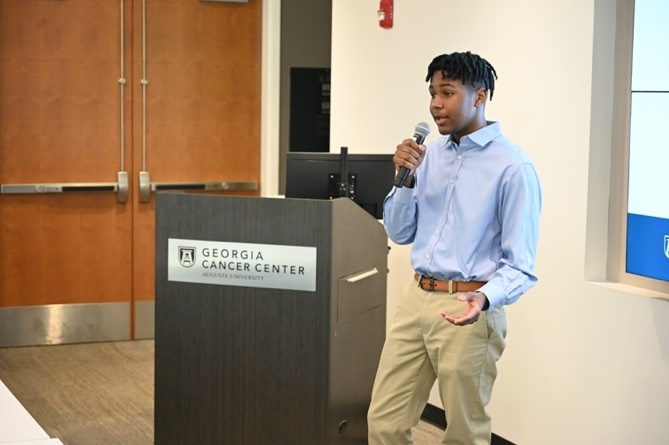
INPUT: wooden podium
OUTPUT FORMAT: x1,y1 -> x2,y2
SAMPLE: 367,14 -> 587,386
154,193 -> 388,444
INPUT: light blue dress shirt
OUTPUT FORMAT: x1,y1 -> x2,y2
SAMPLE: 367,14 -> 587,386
383,122 -> 541,309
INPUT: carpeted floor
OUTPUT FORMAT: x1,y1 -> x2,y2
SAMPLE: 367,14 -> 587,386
0,340 -> 154,445
0,340 -> 443,444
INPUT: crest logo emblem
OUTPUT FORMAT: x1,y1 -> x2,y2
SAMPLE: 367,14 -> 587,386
178,246 -> 196,267
665,235 -> 669,260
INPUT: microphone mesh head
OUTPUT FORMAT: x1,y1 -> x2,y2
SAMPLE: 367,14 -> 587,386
414,122 -> 431,139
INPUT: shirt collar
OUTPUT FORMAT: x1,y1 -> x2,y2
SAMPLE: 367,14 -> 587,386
445,121 -> 501,150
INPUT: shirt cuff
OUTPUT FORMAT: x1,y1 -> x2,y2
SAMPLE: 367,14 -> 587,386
478,281 -> 505,309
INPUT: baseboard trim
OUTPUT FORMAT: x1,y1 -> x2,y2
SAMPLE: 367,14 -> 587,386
421,403 -> 516,445
420,403 -> 447,430
0,302 -> 130,347
134,300 -> 155,339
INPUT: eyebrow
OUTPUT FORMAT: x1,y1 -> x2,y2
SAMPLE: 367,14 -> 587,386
429,81 -> 456,90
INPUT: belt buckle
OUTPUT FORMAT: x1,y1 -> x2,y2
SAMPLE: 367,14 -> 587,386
420,276 -> 436,292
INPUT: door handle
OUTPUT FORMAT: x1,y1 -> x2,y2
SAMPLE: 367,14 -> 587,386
1,171 -> 130,203
137,171 -> 258,203
138,171 -> 151,203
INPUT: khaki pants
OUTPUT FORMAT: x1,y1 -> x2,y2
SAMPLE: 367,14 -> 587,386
368,279 -> 507,445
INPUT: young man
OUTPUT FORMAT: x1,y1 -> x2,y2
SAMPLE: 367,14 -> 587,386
368,51 -> 541,444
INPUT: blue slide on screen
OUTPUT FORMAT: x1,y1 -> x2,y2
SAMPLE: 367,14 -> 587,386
626,214 -> 669,281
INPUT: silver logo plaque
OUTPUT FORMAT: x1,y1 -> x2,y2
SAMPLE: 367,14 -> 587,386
167,238 -> 317,292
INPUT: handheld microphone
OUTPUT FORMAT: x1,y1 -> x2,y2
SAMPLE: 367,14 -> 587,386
394,122 -> 431,188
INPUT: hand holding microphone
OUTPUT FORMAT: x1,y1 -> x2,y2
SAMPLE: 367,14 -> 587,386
393,122 -> 431,188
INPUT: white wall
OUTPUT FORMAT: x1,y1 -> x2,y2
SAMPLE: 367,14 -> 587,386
327,1 -> 669,444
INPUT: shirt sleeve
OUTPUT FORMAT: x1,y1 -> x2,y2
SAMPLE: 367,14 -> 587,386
479,162 -> 542,309
382,185 -> 418,245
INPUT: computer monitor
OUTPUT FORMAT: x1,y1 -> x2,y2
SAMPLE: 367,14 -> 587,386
285,151 -> 396,219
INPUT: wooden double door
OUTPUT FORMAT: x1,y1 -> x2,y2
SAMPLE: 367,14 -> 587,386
0,0 -> 262,345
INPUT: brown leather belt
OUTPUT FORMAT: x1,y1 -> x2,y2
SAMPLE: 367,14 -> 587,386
414,273 -> 486,294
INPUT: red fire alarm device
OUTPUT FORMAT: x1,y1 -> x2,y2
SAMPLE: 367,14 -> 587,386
378,0 -> 393,29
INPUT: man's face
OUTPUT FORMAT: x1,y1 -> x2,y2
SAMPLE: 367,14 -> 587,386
428,70 -> 482,138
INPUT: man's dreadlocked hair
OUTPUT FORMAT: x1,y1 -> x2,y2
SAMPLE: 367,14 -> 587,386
426,51 -> 498,100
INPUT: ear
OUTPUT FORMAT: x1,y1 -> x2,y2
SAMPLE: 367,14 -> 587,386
473,88 -> 487,108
